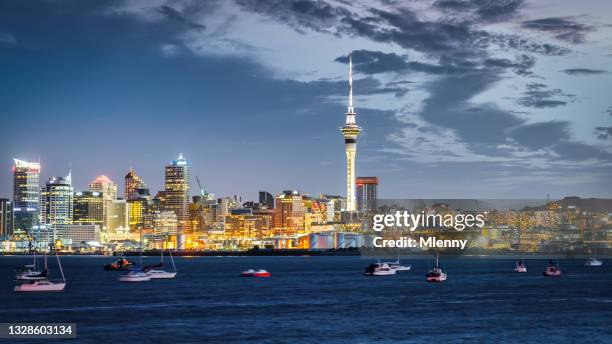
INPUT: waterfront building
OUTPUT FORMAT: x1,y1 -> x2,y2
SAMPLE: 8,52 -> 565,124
164,154 -> 190,234
152,210 -> 178,236
73,191 -> 104,227
88,175 -> 117,231
44,173 -> 73,239
0,198 -> 13,237
12,158 -> 40,234
340,56 -> 361,212
61,224 -> 100,243
356,177 -> 378,212
124,168 -> 145,200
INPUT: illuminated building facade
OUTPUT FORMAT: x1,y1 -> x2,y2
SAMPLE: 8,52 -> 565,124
124,168 -> 145,200
88,175 -> 117,231
340,56 -> 361,211
164,154 -> 190,234
128,189 -> 151,232
153,210 -> 178,236
45,174 -> 73,238
0,198 -> 13,236
108,199 -> 129,233
356,177 -> 378,212
73,191 -> 104,228
273,190 -> 305,237
12,158 -> 40,234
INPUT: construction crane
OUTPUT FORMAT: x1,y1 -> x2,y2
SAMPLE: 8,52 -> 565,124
196,176 -> 208,198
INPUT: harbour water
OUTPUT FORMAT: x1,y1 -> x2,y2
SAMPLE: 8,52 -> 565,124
1,256 -> 611,343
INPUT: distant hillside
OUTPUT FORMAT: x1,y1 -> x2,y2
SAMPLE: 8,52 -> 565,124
555,197 -> 612,212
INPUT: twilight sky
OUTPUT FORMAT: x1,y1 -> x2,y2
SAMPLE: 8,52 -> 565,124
1,0 -> 611,199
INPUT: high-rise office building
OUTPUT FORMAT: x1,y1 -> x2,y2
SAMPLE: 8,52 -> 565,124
0,198 -> 13,237
73,191 -> 104,227
12,158 -> 40,234
259,191 -> 274,209
45,173 -> 73,239
124,168 -> 145,201
340,56 -> 361,212
356,177 -> 378,212
273,190 -> 305,236
88,175 -> 117,230
128,188 -> 151,231
164,153 -> 190,234
108,199 -> 129,233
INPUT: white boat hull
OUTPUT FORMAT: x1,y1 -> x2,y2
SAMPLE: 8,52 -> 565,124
15,281 -> 65,292
515,266 -> 527,273
586,260 -> 603,266
147,270 -> 177,279
119,272 -> 151,282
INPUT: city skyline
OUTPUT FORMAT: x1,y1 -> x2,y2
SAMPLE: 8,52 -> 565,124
1,0 -> 612,199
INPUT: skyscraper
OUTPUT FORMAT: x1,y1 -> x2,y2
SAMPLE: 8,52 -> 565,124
12,158 -> 40,234
124,168 -> 145,201
0,198 -> 13,237
164,153 -> 190,234
45,173 -> 73,239
88,175 -> 117,231
340,56 -> 361,212
356,177 -> 378,212
73,191 -> 104,227
259,191 -> 274,209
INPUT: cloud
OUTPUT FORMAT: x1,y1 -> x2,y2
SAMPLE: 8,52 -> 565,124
517,83 -> 574,108
522,17 -> 593,43
595,126 -> 612,140
562,68 -> 608,75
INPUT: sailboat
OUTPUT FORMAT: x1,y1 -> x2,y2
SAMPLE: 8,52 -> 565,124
15,238 -> 66,292
543,259 -> 561,277
15,239 -> 48,281
119,225 -> 151,282
384,247 -> 411,272
145,249 -> 177,279
514,223 -> 526,272
425,252 -> 447,282
585,248 -> 603,266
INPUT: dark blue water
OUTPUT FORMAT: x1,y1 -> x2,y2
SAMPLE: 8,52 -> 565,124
1,256 -> 611,343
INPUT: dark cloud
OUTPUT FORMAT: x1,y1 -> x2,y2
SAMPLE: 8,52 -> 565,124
563,68 -> 608,75
235,0 -> 348,34
434,0 -> 524,22
518,83 -> 573,108
595,126 -> 612,140
522,17 -> 593,43
507,122 -> 569,149
484,54 -> 535,75
335,50 -> 408,74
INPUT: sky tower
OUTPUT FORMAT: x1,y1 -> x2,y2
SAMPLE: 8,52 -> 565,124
340,55 -> 361,212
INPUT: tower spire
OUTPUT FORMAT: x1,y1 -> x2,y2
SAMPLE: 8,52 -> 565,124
348,54 -> 354,114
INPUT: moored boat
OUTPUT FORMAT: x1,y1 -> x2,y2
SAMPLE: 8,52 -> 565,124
585,258 -> 603,267
119,270 -> 151,282
515,260 -> 527,273
543,259 -> 561,277
14,280 -> 65,292
363,262 -> 396,276
241,269 -> 271,277
425,253 -> 447,282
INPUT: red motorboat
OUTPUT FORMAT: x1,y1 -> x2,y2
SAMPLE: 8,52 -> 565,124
241,269 -> 270,277
543,260 -> 561,277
